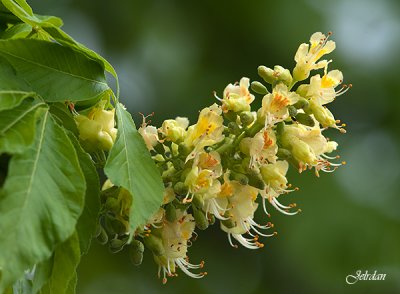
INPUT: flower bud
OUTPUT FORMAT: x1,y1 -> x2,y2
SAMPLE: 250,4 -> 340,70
129,239 -> 145,266
251,81 -> 269,94
273,65 -> 293,87
239,111 -> 255,127
165,203 -> 177,223
174,182 -> 188,196
288,105 -> 297,117
109,237 -> 128,253
227,122 -> 241,135
295,113 -> 315,127
309,100 -> 336,128
276,148 -> 292,160
229,171 -> 249,185
143,234 -> 165,257
96,226 -> 108,245
258,65 -> 275,84
247,171 -> 265,190
193,205 -> 209,230
293,98 -> 310,110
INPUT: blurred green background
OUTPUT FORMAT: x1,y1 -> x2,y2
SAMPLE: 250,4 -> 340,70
29,0 -> 400,293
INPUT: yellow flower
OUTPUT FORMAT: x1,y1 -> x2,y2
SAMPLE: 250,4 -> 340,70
160,117 -> 189,142
153,210 -> 206,283
293,32 -> 336,81
221,77 -> 255,113
220,181 -> 275,249
240,128 -> 278,167
259,83 -> 300,124
184,104 -> 224,161
138,125 -> 159,151
281,124 -> 342,175
297,69 -> 344,105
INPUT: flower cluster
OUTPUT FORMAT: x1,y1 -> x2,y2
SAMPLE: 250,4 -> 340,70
95,32 -> 350,283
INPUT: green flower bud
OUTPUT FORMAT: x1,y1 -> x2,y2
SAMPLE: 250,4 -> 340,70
192,205 -> 209,230
250,81 -> 269,94
227,122 -> 241,135
96,226 -> 108,245
229,171 -> 249,185
295,113 -> 315,127
165,203 -> 177,223
143,234 -> 165,257
288,105 -> 297,117
247,171 -> 265,190
258,65 -> 275,84
293,98 -> 310,110
239,111 -> 255,127
104,215 -> 127,236
276,122 -> 285,136
224,110 -> 238,122
174,181 -> 188,196
129,240 -> 145,266
276,148 -> 292,160
221,216 -> 235,229
192,194 -> 204,208
109,237 -> 128,253
273,65 -> 293,87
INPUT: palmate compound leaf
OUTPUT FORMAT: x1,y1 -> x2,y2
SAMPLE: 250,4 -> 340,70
104,103 -> 164,239
0,38 -> 110,103
0,109 -> 86,292
0,98 -> 45,154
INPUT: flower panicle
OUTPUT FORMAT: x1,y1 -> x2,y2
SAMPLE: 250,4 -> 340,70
90,31 -> 349,283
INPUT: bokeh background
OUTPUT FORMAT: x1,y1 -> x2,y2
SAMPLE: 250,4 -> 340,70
29,0 -> 400,293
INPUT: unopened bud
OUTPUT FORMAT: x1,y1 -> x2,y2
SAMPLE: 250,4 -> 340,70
293,98 -> 309,110
229,171 -> 249,185
143,234 -> 165,257
309,100 -> 336,128
273,65 -> 293,87
295,113 -> 315,127
288,105 -> 297,117
193,205 -> 209,230
174,181 -> 188,196
165,203 -> 177,223
251,81 -> 269,94
221,216 -> 235,229
129,240 -> 145,266
276,122 -> 285,136
227,122 -> 241,135
257,66 -> 275,84
247,171 -> 265,190
239,111 -> 255,127
276,148 -> 292,159
109,237 -> 128,253
96,226 -> 108,245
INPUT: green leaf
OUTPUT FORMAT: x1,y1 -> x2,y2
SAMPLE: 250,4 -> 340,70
40,25 -> 119,98
0,38 -> 110,102
49,103 -> 79,136
104,103 -> 164,237
0,110 -> 86,292
37,232 -> 81,294
0,99 -> 45,154
0,56 -> 36,111
0,22 -> 31,39
0,0 -> 62,28
67,133 -> 100,255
